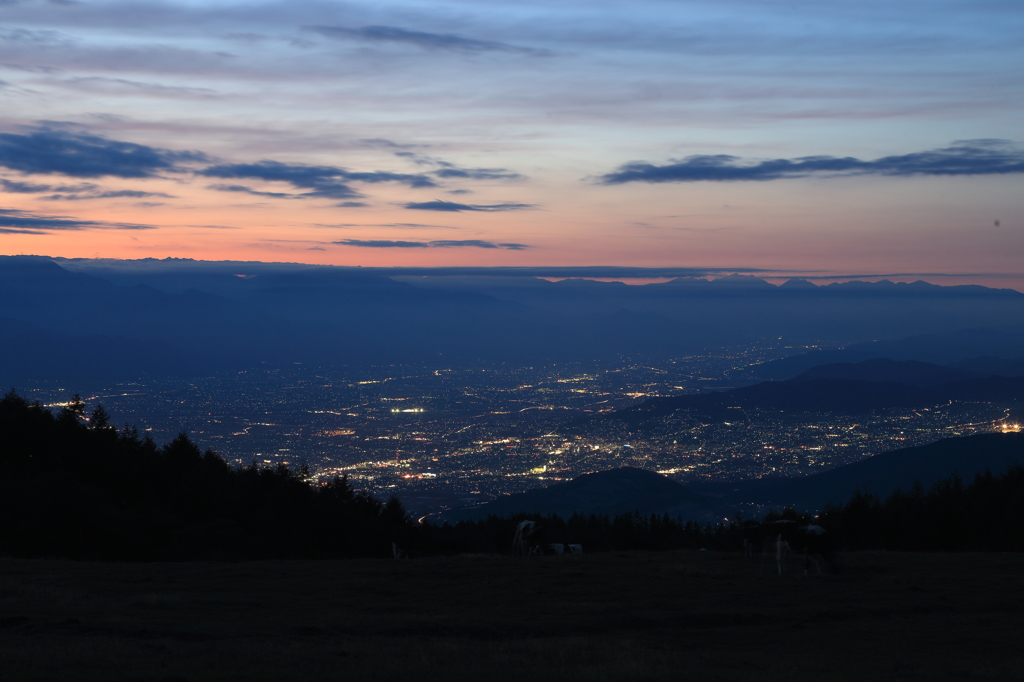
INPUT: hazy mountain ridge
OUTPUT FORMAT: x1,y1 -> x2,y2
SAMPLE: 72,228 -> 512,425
739,328 -> 1024,382
949,356 -> 1024,376
791,358 -> 990,386
5,255 -> 1024,382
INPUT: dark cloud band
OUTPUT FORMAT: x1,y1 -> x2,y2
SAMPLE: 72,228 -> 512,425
200,160 -> 437,200
598,140 -> 1024,184
404,200 -> 534,212
363,266 -> 772,278
0,128 -> 206,178
0,207 -> 154,233
432,167 -> 524,181
305,25 -> 540,55
334,238 -> 528,250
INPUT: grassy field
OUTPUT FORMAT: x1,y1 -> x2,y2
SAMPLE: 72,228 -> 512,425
2,550 -> 1023,681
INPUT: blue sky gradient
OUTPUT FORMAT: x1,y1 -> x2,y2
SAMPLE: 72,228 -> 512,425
1,0 -> 1022,286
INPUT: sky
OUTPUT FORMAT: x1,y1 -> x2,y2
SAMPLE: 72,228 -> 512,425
1,0 -> 1023,287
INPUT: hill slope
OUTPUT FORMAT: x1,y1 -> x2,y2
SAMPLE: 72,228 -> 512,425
442,467 -> 710,521
792,358 -> 985,386
718,431 -> 1024,511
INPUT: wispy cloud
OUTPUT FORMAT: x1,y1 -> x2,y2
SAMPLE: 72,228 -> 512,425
360,138 -> 418,149
355,266 -> 776,278
0,128 -> 206,178
0,207 -> 154,233
0,27 -> 74,46
312,222 -> 459,230
334,238 -> 529,249
395,150 -> 525,181
200,160 -> 437,200
205,183 -> 297,199
598,140 -> 1024,184
305,25 -> 544,55
1,178 -> 73,193
41,189 -> 174,201
404,199 -> 535,212
432,167 -> 524,181
2,177 -> 172,200
58,76 -> 217,98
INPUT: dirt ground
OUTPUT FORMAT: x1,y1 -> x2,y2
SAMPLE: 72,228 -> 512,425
2,550 -> 1022,681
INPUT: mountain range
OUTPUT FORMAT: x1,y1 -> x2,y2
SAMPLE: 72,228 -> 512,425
5,255 -> 1024,381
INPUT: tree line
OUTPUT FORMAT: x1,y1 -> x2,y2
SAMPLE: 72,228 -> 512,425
0,390 -> 409,560
816,465 -> 1024,551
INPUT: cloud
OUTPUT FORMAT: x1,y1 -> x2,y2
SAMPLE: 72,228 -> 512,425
393,150 -> 525,181
430,239 -> 529,250
598,140 -> 1024,184
432,167 -> 525,181
0,27 -> 73,46
312,222 -> 458,230
200,160 -> 437,200
305,25 -> 542,55
337,201 -> 369,208
0,207 -> 154,233
2,177 -> 172,200
403,199 -> 535,212
1,178 -> 65,193
41,189 -> 174,201
205,183 -> 298,199
334,239 -> 428,248
0,128 -> 207,178
360,138 -> 418,149
357,266 -> 776,278
334,238 -> 529,249
58,76 -> 217,98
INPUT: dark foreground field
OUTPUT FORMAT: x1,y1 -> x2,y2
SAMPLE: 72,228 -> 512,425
2,551 -> 1022,681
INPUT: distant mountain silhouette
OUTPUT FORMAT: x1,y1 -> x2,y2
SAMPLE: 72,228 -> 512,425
0,320 -> 221,384
442,467 -> 711,521
6,255 -> 1024,378
587,373 -> 1024,428
740,328 -> 1024,382
792,358 -> 985,386
717,431 -> 1024,511
948,356 -> 1024,377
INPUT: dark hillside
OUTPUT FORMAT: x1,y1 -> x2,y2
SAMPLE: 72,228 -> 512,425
725,431 -> 1024,511
0,391 -> 409,560
792,358 -> 984,386
442,467 -> 711,521
950,355 -> 1024,376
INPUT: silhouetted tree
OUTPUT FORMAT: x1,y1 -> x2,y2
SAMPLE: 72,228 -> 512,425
89,404 -> 112,430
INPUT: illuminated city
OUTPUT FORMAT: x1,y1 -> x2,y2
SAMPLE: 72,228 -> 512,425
19,340 -> 1019,518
